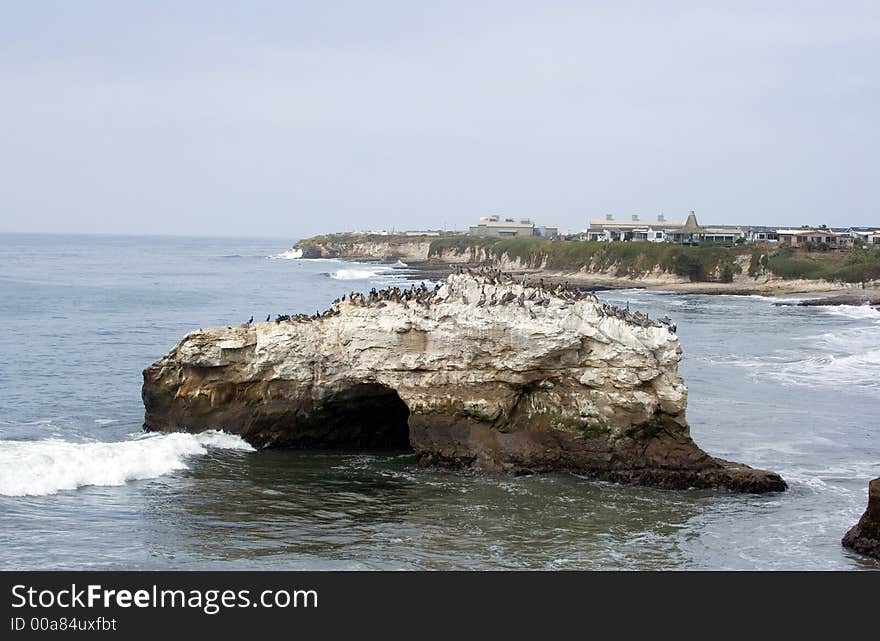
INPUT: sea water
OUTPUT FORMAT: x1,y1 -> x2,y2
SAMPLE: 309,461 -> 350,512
0,233 -> 877,570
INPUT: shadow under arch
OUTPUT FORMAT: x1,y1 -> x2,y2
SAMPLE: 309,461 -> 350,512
296,382 -> 411,450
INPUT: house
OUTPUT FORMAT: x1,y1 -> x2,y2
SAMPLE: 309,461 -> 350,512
586,213 -> 685,242
469,216 -> 536,238
850,228 -> 880,246
631,227 -> 670,243
777,228 -> 851,248
746,227 -> 779,243
667,211 -> 705,244
699,226 -> 746,244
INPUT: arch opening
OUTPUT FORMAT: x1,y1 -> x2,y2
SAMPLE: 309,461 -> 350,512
300,383 -> 411,450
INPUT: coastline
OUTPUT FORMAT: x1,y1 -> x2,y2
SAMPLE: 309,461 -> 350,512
293,234 -> 880,301
323,256 -> 880,302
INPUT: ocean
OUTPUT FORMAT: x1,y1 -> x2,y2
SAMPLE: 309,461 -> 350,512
0,233 -> 877,570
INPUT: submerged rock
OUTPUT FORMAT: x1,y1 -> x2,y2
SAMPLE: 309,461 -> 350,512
142,272 -> 786,493
842,477 -> 880,559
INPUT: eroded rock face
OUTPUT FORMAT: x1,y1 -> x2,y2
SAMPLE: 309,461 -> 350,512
843,478 -> 880,559
142,273 -> 786,493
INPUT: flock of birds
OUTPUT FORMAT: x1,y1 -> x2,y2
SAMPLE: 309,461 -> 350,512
235,265 -> 676,333
598,301 -> 677,332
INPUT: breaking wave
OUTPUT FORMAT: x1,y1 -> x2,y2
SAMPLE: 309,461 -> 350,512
268,248 -> 303,260
714,303 -> 880,390
329,268 -> 387,280
0,431 -> 254,497
817,304 -> 880,322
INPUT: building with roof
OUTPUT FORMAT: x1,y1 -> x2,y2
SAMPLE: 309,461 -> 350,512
746,226 -> 780,243
850,228 -> 880,246
776,228 -> 854,249
469,216 -> 537,238
586,213 -> 684,242
587,211 -> 744,245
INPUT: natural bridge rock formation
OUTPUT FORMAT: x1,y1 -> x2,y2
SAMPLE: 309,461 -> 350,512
143,272 -> 786,493
842,477 -> 880,560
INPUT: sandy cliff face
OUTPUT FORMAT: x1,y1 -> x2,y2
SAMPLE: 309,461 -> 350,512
143,273 -> 786,492
297,237 -> 434,262
842,478 -> 880,559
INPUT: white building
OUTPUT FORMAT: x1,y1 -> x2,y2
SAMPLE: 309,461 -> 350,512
747,227 -> 779,243
587,211 -> 745,244
586,214 -> 685,242
469,216 -> 536,238
851,229 -> 880,246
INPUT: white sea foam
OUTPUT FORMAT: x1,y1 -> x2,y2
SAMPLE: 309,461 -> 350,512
268,248 -> 303,260
329,268 -> 386,280
708,298 -> 880,390
817,303 -> 880,322
394,260 -> 409,268
718,346 -> 880,390
750,294 -> 799,302
0,431 -> 254,497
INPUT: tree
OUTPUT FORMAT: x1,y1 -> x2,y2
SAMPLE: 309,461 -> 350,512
720,264 -> 735,283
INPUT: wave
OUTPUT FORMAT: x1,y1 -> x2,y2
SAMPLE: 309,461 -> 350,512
751,295 -> 809,304
394,260 -> 409,268
0,431 -> 254,497
716,346 -> 880,390
328,268 -> 386,280
817,304 -> 880,322
268,248 -> 303,260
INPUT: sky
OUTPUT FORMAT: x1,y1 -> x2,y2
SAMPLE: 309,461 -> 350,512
1,1 -> 878,237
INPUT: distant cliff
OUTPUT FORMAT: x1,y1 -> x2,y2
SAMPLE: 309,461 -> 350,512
293,233 -> 880,293
295,234 -> 436,262
143,271 -> 786,492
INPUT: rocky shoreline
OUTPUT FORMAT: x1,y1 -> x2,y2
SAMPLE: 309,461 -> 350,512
774,292 -> 880,307
143,270 -> 786,493
323,256 -> 878,304
293,236 -> 880,300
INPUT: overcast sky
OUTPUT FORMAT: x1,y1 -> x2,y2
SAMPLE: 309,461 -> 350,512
1,1 -> 878,237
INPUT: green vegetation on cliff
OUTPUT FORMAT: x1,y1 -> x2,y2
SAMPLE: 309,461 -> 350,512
429,237 -> 747,282
428,237 -> 880,284
766,246 -> 880,283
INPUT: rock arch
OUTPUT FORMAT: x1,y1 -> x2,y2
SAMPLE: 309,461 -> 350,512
143,272 -> 787,492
